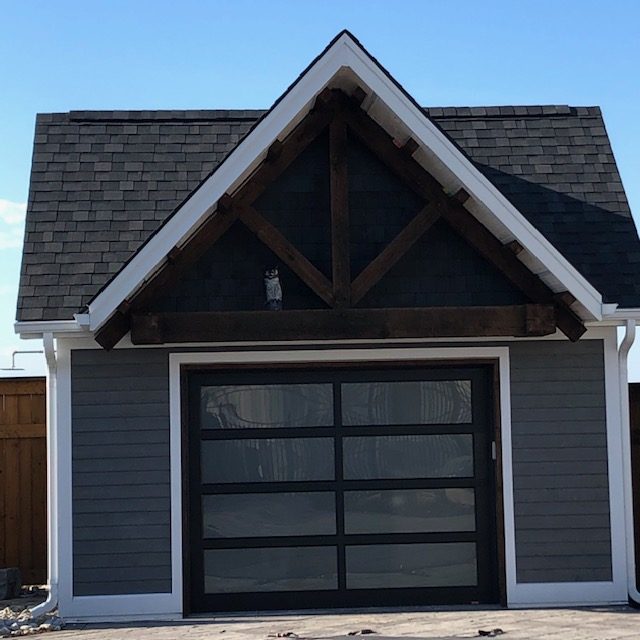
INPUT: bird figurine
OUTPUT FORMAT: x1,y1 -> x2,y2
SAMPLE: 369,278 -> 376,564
264,267 -> 283,310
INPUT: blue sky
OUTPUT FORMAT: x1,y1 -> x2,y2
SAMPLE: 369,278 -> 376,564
1,0 -> 639,376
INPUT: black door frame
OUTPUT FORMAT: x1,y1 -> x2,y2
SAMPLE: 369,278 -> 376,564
182,361 -> 501,614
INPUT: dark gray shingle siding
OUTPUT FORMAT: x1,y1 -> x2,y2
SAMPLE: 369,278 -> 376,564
509,339 -> 611,582
18,106 -> 640,321
69,338 -> 611,595
71,348 -> 171,596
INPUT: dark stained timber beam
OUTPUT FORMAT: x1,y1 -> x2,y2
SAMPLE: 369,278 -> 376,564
452,187 -> 470,204
94,202 -> 240,350
329,116 -> 350,307
525,304 -> 558,336
351,202 -> 442,304
400,137 -> 419,157
440,204 -> 586,341
232,91 -> 341,207
94,310 -> 130,350
131,305 -> 557,344
265,139 -> 283,163
237,204 -> 335,307
342,96 -> 586,341
505,239 -> 524,256
343,99 -> 443,202
133,203 -> 239,309
554,291 -> 576,307
351,86 -> 367,106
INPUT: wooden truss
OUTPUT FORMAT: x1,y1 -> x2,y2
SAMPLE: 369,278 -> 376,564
95,89 -> 585,348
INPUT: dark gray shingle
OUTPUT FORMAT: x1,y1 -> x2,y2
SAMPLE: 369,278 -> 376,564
17,106 -> 640,321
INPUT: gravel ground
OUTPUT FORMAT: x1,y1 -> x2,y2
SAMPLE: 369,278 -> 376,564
0,588 -> 63,637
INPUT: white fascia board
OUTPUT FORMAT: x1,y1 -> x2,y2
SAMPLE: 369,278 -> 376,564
14,320 -> 88,339
87,32 -> 603,331
609,308 -> 640,320
589,308 -> 640,326
339,39 -> 603,320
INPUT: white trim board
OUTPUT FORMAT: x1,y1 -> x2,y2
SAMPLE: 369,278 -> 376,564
86,31 -> 603,333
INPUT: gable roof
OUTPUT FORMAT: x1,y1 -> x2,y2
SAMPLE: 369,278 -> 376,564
17,32 -> 640,332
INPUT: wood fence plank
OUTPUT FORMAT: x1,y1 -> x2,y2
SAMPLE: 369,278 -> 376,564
0,378 -> 47,584
19,440 -> 33,582
31,437 -> 47,583
0,439 -> 6,567
18,393 -> 34,425
0,424 -> 46,439
32,394 -> 46,426
4,438 -> 20,565
0,380 -> 46,396
2,394 -> 19,427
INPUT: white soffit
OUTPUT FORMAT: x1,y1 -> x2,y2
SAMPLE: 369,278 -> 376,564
87,31 -> 603,332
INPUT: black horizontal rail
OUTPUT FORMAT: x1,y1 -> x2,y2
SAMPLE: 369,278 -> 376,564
200,477 -> 477,493
202,531 -> 477,548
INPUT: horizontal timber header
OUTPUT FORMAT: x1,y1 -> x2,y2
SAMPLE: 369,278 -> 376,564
130,305 -> 557,344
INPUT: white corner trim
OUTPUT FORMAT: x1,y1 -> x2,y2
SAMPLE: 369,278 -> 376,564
62,594 -> 181,622
86,32 -> 603,333
55,339 -> 73,614
603,326 -> 631,599
507,581 -> 627,607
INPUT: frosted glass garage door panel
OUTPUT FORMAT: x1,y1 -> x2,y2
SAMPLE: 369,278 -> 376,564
201,384 -> 333,429
344,489 -> 475,534
346,543 -> 477,589
342,380 -> 472,425
201,438 -> 335,483
343,435 -> 473,479
204,547 -> 338,593
203,492 -> 336,538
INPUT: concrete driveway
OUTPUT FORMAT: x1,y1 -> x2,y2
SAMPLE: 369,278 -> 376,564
55,606 -> 640,640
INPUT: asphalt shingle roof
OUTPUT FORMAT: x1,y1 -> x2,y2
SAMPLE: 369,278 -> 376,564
17,105 -> 640,321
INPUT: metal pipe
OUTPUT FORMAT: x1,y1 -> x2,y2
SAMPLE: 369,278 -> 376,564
30,334 -> 58,617
617,319 -> 640,606
0,349 -> 43,371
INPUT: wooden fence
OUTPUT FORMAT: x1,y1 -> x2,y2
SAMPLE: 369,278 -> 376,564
0,377 -> 46,584
630,383 -> 640,589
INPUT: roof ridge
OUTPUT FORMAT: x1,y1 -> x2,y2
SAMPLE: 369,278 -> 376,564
424,105 -> 602,118
35,105 -> 602,124
67,109 -> 267,122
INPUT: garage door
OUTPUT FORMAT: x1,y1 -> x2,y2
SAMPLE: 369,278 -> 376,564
186,365 -> 498,612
